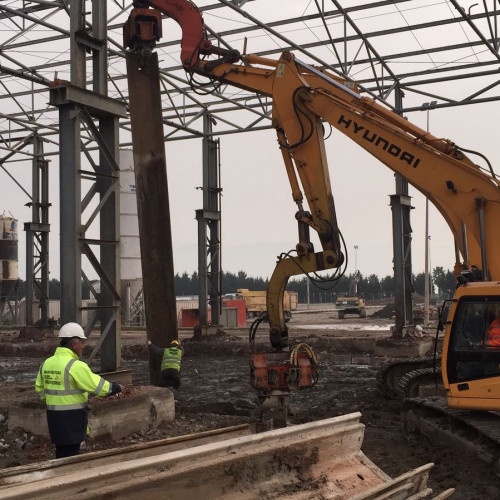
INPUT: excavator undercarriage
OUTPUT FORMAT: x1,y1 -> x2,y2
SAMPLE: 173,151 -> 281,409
377,356 -> 442,400
378,355 -> 500,478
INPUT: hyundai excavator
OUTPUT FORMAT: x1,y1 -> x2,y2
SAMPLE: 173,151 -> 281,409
123,0 -> 500,422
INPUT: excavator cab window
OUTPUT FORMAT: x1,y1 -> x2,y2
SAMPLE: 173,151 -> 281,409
447,298 -> 500,383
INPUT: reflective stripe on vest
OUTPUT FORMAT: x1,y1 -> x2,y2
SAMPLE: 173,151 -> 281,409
37,363 -> 46,398
43,358 -> 87,411
161,347 -> 182,371
92,377 -> 106,396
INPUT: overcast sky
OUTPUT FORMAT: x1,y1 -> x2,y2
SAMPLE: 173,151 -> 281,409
0,0 -> 498,284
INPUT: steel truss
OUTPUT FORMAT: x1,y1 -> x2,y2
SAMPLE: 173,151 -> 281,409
0,1 -> 498,351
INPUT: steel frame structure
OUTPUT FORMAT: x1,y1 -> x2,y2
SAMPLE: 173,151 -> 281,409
0,0 -> 499,349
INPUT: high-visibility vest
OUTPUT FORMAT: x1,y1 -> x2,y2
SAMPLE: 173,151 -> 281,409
35,347 -> 111,411
161,347 -> 182,372
487,318 -> 500,347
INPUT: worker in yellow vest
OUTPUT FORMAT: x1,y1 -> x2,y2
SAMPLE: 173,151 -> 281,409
35,322 -> 123,459
147,339 -> 184,388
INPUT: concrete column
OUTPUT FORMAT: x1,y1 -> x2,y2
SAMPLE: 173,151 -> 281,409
126,52 -> 177,384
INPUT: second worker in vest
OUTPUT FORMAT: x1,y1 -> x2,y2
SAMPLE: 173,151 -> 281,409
35,322 -> 123,459
147,339 -> 184,389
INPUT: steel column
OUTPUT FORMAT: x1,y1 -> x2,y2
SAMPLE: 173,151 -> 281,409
24,134 -> 50,327
25,225 -> 34,326
59,103 -> 82,325
54,1 -> 125,373
477,197 -> 489,280
197,113 -> 222,327
197,210 -> 208,326
70,0 -> 86,88
97,115 -> 121,371
391,87 -> 414,337
92,0 -> 107,95
390,194 -> 413,336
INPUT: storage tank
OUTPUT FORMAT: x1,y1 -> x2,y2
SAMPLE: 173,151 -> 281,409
0,215 -> 19,298
119,150 -> 143,324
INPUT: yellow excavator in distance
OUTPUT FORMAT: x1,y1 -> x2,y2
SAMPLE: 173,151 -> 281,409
124,0 -> 500,414
336,271 -> 366,319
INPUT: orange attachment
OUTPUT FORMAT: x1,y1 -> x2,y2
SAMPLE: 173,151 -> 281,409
250,351 -> 317,392
123,8 -> 162,49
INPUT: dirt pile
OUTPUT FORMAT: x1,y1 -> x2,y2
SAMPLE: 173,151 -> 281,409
17,327 -> 56,343
371,303 -> 396,319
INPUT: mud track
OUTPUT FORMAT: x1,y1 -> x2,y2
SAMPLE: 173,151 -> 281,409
0,307 -> 499,499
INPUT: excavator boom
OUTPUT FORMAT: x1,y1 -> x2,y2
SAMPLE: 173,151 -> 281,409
125,0 -> 500,413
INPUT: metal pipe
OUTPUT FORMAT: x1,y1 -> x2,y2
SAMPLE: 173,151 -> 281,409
476,198 -> 489,280
461,221 -> 469,264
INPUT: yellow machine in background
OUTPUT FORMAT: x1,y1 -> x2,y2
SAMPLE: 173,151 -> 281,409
224,289 -> 298,320
336,271 -> 366,318
336,295 -> 366,319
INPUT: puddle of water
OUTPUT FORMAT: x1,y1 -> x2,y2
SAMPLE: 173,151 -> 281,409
0,357 -> 40,383
296,324 -> 393,331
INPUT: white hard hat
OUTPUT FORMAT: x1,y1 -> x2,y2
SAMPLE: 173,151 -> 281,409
58,322 -> 86,339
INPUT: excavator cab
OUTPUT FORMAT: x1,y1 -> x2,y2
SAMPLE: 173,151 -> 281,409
442,283 -> 500,410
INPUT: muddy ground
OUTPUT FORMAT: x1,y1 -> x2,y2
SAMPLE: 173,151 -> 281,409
0,306 -> 499,499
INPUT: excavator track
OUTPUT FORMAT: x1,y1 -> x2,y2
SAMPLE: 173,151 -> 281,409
398,367 -> 443,399
377,357 -> 440,399
379,358 -> 500,474
402,397 -> 500,472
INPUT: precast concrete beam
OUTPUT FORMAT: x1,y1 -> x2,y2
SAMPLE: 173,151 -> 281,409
1,413 -> 450,500
0,425 -> 251,489
126,52 -> 178,384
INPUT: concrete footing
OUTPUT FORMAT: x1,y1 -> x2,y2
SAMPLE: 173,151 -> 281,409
99,369 -> 133,385
193,325 -> 221,338
8,386 -> 174,440
374,336 -> 435,358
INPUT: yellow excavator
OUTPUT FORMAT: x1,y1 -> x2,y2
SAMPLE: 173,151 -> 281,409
124,0 -> 500,415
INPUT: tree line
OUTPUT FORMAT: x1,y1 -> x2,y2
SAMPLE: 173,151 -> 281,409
175,266 -> 457,303
11,266 -> 456,304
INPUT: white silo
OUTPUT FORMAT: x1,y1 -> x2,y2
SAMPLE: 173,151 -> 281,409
0,214 -> 19,299
119,149 -> 143,325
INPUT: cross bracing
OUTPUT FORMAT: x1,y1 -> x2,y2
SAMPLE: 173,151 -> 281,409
0,0 -> 499,150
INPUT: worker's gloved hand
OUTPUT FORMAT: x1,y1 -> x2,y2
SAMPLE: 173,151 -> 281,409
146,340 -> 152,346
110,382 -> 123,396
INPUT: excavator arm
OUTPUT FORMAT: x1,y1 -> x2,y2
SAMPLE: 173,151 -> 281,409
124,1 -> 355,350
125,1 -> 500,411
189,49 -> 500,283
125,0 -> 500,291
